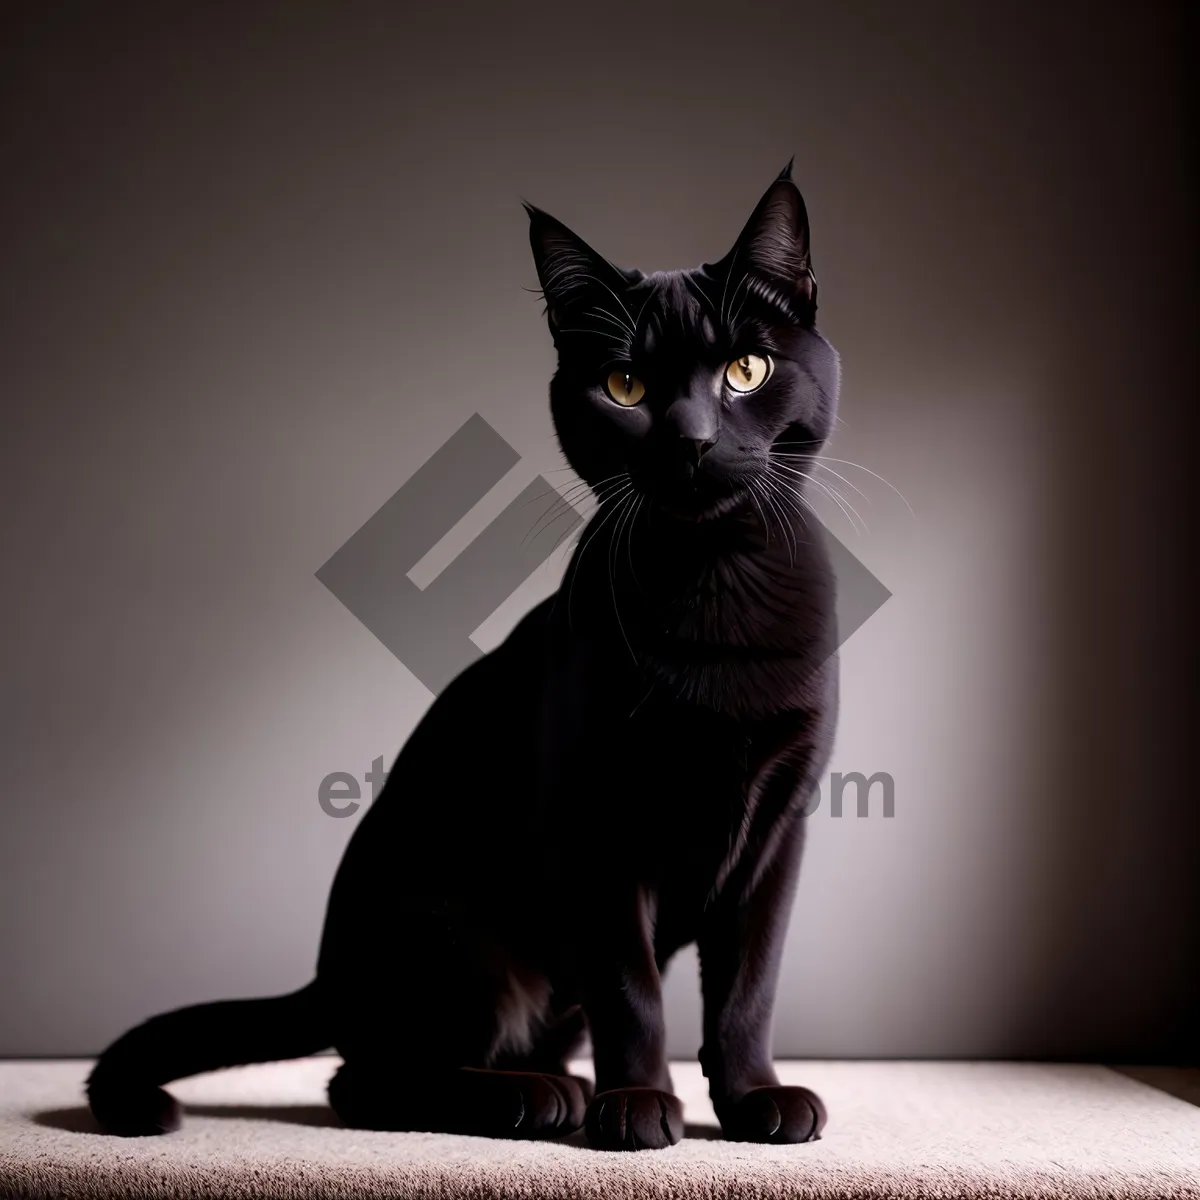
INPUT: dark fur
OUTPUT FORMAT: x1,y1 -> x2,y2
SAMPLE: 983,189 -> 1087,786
88,165 -> 839,1149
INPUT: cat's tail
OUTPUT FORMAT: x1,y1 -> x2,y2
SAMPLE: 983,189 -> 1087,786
86,981 -> 329,1136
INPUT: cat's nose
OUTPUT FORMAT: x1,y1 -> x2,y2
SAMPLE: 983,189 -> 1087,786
684,437 -> 719,467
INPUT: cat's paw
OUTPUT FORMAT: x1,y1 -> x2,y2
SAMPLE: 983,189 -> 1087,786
329,1064 -> 589,1139
718,1085 -> 826,1143
500,1071 -> 592,1138
454,1069 -> 592,1139
585,1087 -> 683,1151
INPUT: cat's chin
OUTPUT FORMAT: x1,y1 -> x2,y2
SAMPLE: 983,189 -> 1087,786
656,488 -> 750,524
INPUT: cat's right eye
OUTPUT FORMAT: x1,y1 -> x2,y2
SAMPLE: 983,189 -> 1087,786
605,370 -> 646,407
725,353 -> 773,394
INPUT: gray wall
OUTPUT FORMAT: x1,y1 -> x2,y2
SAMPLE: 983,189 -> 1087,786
2,2 -> 1195,1060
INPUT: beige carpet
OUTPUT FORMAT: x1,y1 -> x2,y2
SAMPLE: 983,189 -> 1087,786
2,1059 -> 1199,1199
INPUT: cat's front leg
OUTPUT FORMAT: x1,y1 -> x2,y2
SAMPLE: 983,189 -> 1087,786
579,883 -> 683,1151
697,815 -> 827,1144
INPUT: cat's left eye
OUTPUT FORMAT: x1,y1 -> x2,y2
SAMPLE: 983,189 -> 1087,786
605,370 -> 646,407
725,353 -> 773,394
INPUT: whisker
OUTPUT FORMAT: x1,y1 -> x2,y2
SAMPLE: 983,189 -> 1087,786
563,478 -> 634,633
555,328 -> 632,355
628,678 -> 656,720
579,275 -> 636,335
521,490 -> 591,548
758,475 -> 798,565
547,519 -> 584,562
726,271 -> 757,333
717,243 -> 745,329
633,288 -> 656,332
743,479 -> 771,545
765,470 -> 820,544
808,475 -> 867,535
625,491 -> 646,595
803,460 -> 871,502
772,449 -> 914,514
771,462 -> 867,535
607,490 -> 639,665
518,478 -> 591,514
520,473 -> 629,548
583,307 -> 635,339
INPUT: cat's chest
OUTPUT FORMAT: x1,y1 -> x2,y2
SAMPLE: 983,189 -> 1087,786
545,672 -> 749,846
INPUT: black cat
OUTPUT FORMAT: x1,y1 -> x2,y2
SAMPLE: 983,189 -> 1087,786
87,163 -> 840,1151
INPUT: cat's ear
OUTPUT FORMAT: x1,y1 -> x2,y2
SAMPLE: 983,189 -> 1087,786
708,162 -> 818,321
524,203 -> 629,337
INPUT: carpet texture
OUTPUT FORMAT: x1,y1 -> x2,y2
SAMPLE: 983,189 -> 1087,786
2,1058 -> 1199,1199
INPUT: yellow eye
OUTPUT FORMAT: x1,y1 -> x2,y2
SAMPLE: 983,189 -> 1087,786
725,353 -> 772,393
605,370 -> 646,407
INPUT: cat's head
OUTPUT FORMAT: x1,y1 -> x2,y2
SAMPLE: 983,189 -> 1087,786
528,163 -> 839,523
